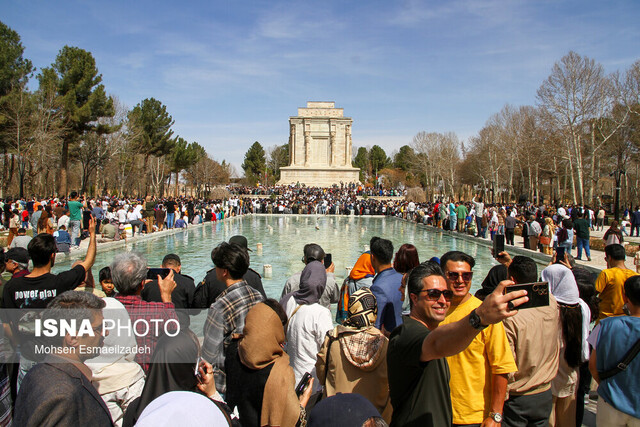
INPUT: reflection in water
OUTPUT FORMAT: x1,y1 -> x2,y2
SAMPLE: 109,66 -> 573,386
53,216 -> 521,300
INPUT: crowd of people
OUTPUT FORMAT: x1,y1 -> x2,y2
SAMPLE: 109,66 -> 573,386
5,187 -> 640,262
0,188 -> 639,426
0,212 -> 638,425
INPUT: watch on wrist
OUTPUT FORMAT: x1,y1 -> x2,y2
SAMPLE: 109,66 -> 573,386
489,412 -> 503,423
469,309 -> 488,330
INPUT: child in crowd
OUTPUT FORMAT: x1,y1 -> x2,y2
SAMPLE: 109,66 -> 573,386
99,266 -> 115,297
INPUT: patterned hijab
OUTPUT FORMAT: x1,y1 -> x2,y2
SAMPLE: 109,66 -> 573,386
343,288 -> 377,329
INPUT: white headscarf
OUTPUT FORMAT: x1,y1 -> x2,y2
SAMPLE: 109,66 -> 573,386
136,391 -> 230,427
541,264 -> 579,305
541,264 -> 591,361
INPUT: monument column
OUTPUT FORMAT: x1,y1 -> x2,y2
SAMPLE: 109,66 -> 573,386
345,125 -> 352,166
330,122 -> 336,167
304,123 -> 311,167
289,124 -> 296,165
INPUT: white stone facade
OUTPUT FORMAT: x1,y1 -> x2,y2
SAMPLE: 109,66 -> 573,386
279,102 -> 360,187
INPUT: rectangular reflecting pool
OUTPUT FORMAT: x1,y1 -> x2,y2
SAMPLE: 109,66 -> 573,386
52,215 -> 541,300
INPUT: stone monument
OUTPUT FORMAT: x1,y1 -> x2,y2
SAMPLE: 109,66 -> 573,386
278,102 -> 360,187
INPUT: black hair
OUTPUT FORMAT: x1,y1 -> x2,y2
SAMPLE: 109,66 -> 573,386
407,261 -> 445,309
573,266 -> 599,322
370,238 -> 393,265
162,253 -> 181,267
508,256 -> 538,284
303,244 -> 325,263
69,191 -> 78,199
211,242 -> 249,280
17,228 -> 26,234
559,303 -> 583,369
27,233 -> 58,268
624,275 -> 640,306
604,244 -> 625,261
99,266 -> 112,283
263,298 -> 288,326
369,236 -> 381,247
440,251 -> 476,270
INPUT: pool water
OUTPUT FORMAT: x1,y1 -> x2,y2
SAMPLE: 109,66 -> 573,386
53,215 -> 523,299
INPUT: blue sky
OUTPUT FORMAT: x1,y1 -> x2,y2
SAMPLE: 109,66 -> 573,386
4,0 -> 640,174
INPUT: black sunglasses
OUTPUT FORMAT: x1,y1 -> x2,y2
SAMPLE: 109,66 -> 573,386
446,271 -> 473,282
419,289 -> 454,301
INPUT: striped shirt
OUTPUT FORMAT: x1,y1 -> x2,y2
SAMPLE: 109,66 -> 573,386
201,280 -> 264,393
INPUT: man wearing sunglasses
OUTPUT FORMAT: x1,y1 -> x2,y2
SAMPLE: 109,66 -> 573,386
387,261 -> 528,427
441,251 -> 517,427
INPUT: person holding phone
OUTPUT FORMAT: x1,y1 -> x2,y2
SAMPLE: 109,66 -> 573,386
225,301 -> 313,427
387,261 -> 528,426
440,251 -> 517,427
499,256 -> 561,426
541,264 -> 591,427
280,244 -> 339,310
280,261 -> 333,394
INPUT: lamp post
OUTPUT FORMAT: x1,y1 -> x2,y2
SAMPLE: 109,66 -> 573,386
610,169 -> 625,221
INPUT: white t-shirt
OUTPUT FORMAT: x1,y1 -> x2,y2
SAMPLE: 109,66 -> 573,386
117,208 -> 127,223
282,297 -> 333,392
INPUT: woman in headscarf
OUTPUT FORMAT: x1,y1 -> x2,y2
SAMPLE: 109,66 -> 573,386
474,264 -> 508,301
541,264 -> 591,427
307,393 -> 384,427
135,391 -> 233,427
316,288 -> 392,422
226,300 -> 312,427
603,220 -> 624,247
123,330 -> 223,427
280,261 -> 333,392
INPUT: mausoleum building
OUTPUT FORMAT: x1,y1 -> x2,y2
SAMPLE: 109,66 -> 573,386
278,102 -> 360,187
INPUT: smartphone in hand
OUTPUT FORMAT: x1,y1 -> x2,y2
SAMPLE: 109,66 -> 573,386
493,235 -> 505,258
147,268 -> 171,280
295,372 -> 313,397
504,282 -> 549,309
324,253 -> 332,269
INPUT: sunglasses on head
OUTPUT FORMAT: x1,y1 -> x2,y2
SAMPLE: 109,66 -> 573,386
420,289 -> 454,301
446,271 -> 473,281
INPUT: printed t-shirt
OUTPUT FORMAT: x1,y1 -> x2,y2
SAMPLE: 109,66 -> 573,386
441,295 -> 517,424
2,265 -> 86,309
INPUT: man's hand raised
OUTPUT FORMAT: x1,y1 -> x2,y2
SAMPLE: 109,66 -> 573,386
158,269 -> 177,303
475,280 -> 528,325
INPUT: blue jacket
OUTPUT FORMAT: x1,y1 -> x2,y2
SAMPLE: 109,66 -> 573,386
370,267 -> 404,333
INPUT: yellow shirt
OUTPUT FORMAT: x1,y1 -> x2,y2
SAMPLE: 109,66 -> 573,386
595,267 -> 638,322
442,296 -> 517,424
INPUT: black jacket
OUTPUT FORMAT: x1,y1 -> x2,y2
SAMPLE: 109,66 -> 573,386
192,268 -> 265,309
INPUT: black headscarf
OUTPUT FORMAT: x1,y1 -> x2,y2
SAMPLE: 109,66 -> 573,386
280,261 -> 327,306
308,393 -> 380,427
475,264 -> 508,301
123,330 -> 199,427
